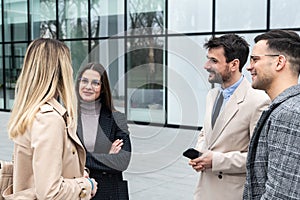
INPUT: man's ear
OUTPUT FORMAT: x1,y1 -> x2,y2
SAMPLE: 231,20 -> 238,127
230,59 -> 240,72
275,55 -> 287,71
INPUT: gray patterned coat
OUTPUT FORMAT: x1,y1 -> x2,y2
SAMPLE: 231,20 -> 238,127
243,84 -> 300,200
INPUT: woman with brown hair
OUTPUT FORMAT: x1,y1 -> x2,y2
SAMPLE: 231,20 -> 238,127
76,62 -> 131,200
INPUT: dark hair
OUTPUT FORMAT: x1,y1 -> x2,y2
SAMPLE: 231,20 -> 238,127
204,34 -> 249,72
76,62 -> 115,112
254,30 -> 300,74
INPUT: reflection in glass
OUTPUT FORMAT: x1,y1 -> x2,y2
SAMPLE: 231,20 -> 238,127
64,40 -> 88,77
127,0 -> 165,36
109,56 -> 126,113
167,36 -> 209,126
91,0 -> 124,39
127,36 -> 165,123
168,0 -> 212,33
4,43 -> 27,109
0,45 -> 3,109
31,0 -> 57,39
87,38 -> 126,112
0,1 -> 2,42
4,0 -> 28,41
126,0 -> 166,123
58,0 -> 88,39
270,0 -> 300,29
216,0 -> 266,31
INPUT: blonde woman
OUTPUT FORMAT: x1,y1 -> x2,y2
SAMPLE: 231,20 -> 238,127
5,38 -> 97,199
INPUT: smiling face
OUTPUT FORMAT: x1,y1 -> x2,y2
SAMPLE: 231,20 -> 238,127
79,69 -> 102,102
204,47 -> 232,86
247,40 -> 277,91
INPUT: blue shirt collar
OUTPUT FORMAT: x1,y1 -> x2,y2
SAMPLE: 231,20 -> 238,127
221,75 -> 244,100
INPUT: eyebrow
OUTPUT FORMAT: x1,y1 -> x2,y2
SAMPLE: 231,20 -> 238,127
81,77 -> 100,81
207,55 -> 218,60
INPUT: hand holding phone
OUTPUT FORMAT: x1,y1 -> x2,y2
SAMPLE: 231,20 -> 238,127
183,148 -> 202,159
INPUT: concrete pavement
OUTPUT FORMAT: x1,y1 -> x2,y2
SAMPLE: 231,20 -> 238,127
0,111 -> 199,199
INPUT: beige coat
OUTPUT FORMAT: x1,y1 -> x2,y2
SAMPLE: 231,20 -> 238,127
194,78 -> 270,200
5,98 -> 92,199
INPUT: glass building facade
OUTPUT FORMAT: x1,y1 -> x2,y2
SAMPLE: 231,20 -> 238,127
1,0 -> 300,128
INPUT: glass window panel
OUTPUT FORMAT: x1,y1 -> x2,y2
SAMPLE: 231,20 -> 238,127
168,0 -> 212,33
168,36 -> 210,126
91,0 -> 125,38
58,0 -> 88,39
0,45 -> 3,109
64,40 -> 88,78
270,0 -> 300,29
239,33 -> 261,82
4,0 -> 28,41
4,43 -> 27,109
126,36 -> 165,123
0,1 -> 2,42
31,0 -> 57,39
216,0 -> 266,31
85,38 -> 126,112
127,0 -> 165,36
111,56 -> 126,113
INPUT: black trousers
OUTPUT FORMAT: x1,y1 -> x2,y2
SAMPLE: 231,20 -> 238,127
90,170 -> 129,200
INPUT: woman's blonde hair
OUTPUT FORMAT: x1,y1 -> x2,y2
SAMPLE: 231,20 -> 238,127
8,38 -> 77,138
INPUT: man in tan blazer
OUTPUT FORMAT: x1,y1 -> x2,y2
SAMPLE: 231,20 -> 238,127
189,34 -> 270,200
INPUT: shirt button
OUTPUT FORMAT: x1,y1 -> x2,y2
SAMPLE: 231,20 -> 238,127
218,174 -> 222,179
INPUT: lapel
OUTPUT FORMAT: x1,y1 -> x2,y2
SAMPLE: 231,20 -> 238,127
247,109 -> 269,163
247,85 -> 295,163
47,98 -> 84,147
95,108 -> 113,147
207,78 -> 248,148
47,99 -> 86,170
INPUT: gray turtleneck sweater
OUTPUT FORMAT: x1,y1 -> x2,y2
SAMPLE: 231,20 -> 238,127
80,99 -> 101,152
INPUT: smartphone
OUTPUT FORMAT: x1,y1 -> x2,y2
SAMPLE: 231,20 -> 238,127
183,148 -> 202,159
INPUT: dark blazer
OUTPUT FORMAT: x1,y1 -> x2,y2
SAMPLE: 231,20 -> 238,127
77,108 -> 131,200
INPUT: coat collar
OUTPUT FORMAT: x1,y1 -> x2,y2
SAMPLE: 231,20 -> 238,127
46,98 -> 67,117
248,84 -> 300,161
272,84 -> 300,106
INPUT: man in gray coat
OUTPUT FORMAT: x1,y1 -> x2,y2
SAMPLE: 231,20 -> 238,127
244,30 -> 300,199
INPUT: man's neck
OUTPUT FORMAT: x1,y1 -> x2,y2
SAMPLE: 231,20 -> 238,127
267,77 -> 298,100
221,73 -> 242,89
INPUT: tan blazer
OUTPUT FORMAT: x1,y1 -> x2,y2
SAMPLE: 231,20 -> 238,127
194,78 -> 270,200
6,98 -> 92,199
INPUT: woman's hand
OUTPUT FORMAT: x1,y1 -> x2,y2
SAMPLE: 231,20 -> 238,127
109,139 -> 123,154
90,178 -> 98,198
